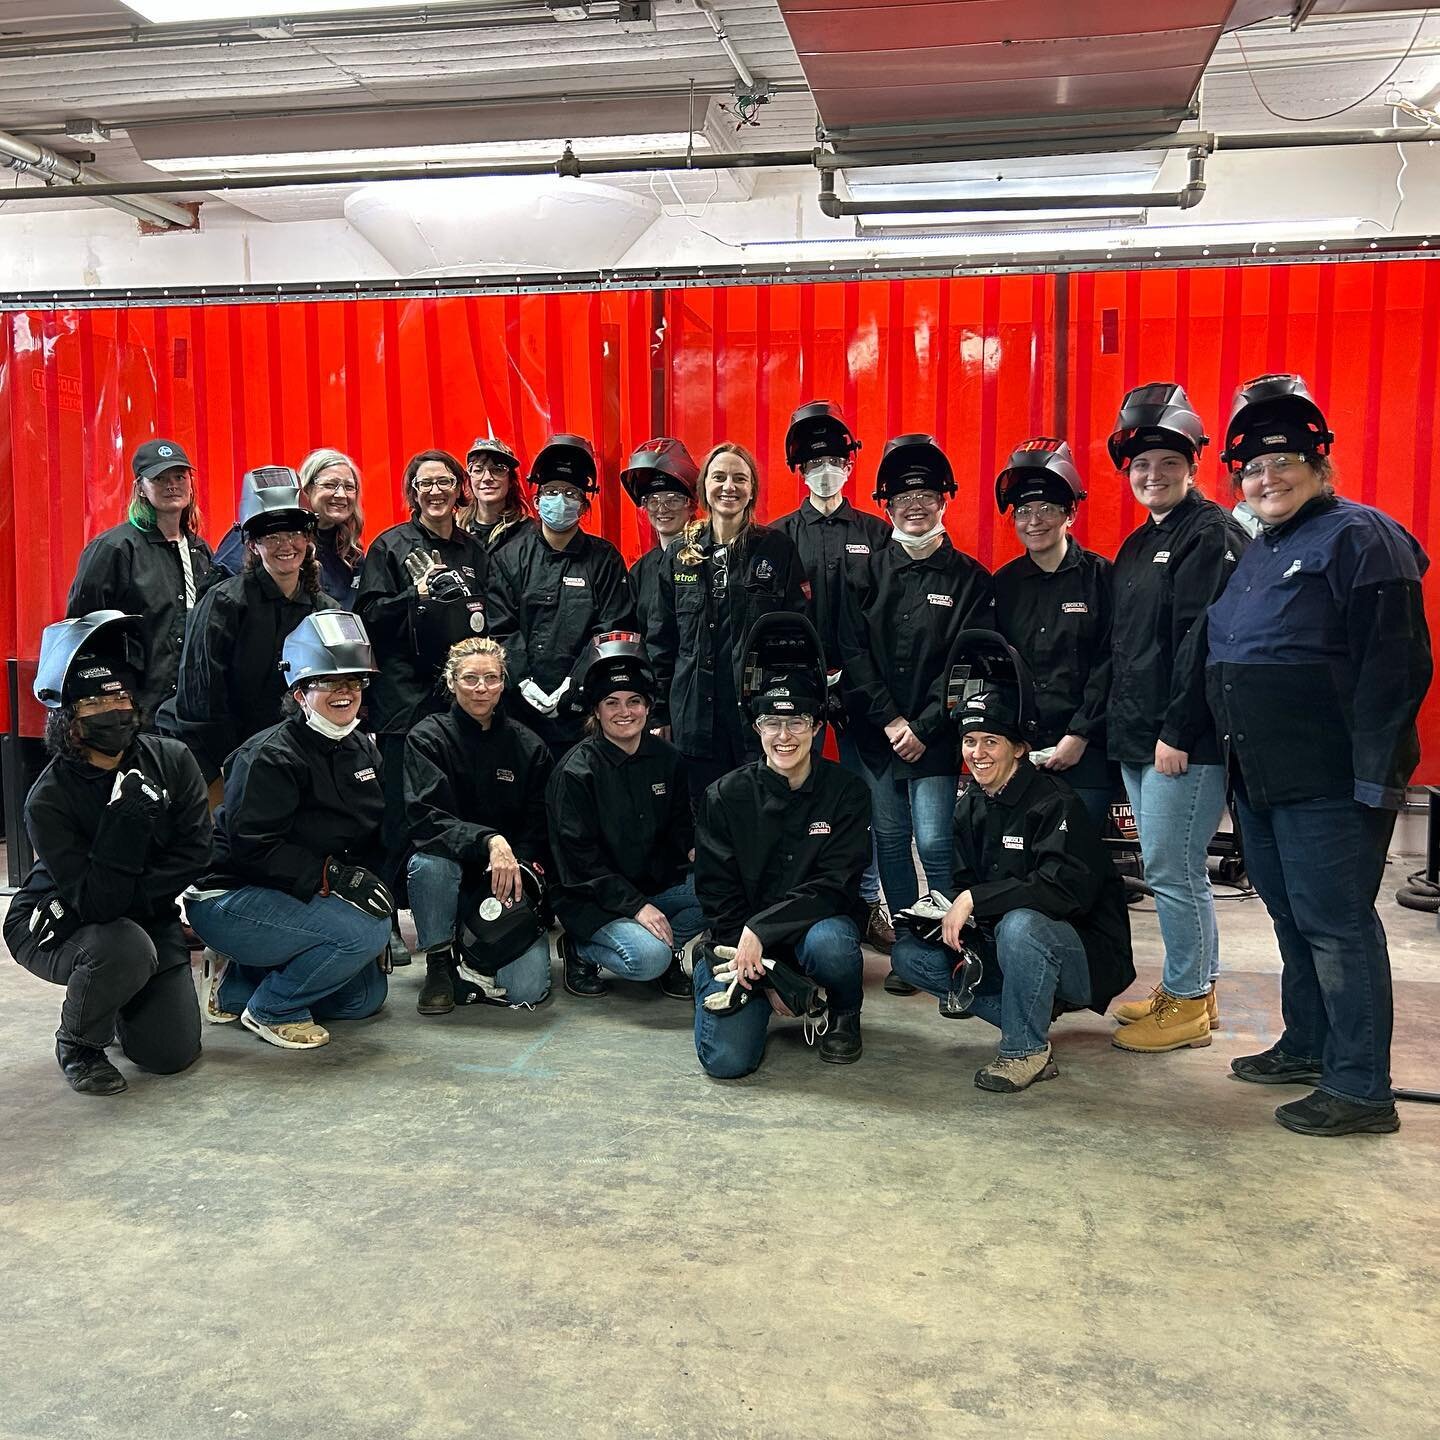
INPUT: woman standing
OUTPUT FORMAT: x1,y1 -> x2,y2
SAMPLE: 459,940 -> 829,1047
185,613 -> 391,1052
1208,374 -> 1431,1136
405,637 -> 556,1016
298,448 -> 367,607
838,434 -> 993,990
992,437 -> 1114,829
648,443 -> 806,801
5,612 -> 210,1095
462,435 -> 534,555
1105,383 -> 1247,1054
66,438 -> 214,716
160,481 -> 335,808
546,633 -> 702,1000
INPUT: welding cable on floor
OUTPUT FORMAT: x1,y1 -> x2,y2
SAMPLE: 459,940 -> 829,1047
1394,868 -> 1440,912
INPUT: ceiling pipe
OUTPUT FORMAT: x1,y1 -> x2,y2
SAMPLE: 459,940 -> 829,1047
817,150 -> 1209,218
0,127 -> 193,227
693,1 -> 758,91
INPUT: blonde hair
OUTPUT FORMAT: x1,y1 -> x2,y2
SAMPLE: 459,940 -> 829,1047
677,442 -> 761,566
299,448 -> 366,567
444,636 -> 507,691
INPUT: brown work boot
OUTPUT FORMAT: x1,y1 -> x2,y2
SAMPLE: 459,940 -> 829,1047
1115,983 -> 1219,1027
1111,991 -> 1211,1052
974,1044 -> 1059,1093
865,901 -> 895,953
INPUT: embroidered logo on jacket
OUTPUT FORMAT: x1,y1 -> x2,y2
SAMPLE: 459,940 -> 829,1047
1283,559 -> 1302,578
755,559 -> 775,581
675,571 -> 699,584
846,543 -> 871,555
1002,835 -> 1024,850
562,576 -> 586,587
1061,602 -> 1088,615
496,768 -> 515,783
652,782 -> 667,796
354,767 -> 377,783
1153,551 -> 1171,564
927,593 -> 954,607
808,821 -> 832,836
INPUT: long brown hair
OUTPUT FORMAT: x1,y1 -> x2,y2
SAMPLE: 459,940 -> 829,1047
299,448 -> 366,567
243,539 -> 322,597
676,442 -> 761,566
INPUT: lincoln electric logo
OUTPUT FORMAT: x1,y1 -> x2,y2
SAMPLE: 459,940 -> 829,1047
1061,602 -> 1088,614
354,766 -> 377,783
808,821 -> 831,836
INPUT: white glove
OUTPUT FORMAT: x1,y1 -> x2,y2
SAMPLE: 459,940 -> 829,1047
109,768 -> 163,807
520,678 -> 559,717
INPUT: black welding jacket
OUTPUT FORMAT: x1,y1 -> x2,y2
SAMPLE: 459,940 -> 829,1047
773,497 -> 891,670
65,521 -> 215,714
545,731 -> 694,940
838,536 -> 995,779
3,733 -> 212,949
198,714 -> 386,899
994,538 -> 1113,787
158,568 -> 336,783
1108,490 -> 1247,767
646,523 -> 807,760
355,519 -> 490,735
404,702 -> 554,868
694,757 -> 871,951
951,760 -> 1134,1014
628,540 -> 680,720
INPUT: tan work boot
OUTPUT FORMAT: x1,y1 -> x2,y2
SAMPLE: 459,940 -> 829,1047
975,1043 -> 1059,1093
1111,991 -> 1211,1052
1114,983 -> 1219,1028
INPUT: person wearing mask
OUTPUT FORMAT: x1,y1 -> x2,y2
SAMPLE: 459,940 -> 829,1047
691,615 -> 872,1075
159,479 -> 335,810
486,434 -> 635,754
648,443 -> 806,803
889,640 -> 1134,1093
405,637 -> 556,1017
185,613 -> 391,1052
298,449 -> 367,607
1105,383 -> 1248,1053
992,438 -> 1114,830
620,437 -> 700,730
546,633 -> 701,1000
4,613 -> 211,1095
462,436 -> 534,555
774,401 -> 894,952
839,434 -> 995,995
66,438 -> 214,716
356,448 -> 488,966
1208,375 -> 1432,1136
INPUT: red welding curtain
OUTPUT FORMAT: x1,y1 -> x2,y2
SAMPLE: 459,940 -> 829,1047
2,263 -> 1438,776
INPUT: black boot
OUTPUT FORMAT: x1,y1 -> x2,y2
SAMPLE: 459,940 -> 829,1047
883,969 -> 918,996
819,1012 -> 862,1065
56,1040 -> 127,1096
561,934 -> 608,998
658,949 -> 692,1000
388,918 -> 413,968
417,945 -> 456,1015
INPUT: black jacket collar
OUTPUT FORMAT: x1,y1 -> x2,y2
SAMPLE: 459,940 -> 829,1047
976,758 -> 1041,814
1261,492 -> 1339,542
799,497 -> 855,526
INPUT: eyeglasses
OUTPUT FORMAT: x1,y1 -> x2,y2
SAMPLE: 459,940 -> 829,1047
757,716 -> 815,736
455,672 -> 505,691
312,479 -> 357,495
308,676 -> 369,693
468,460 -> 514,478
414,477 -> 458,493
74,693 -> 134,716
255,529 -> 307,545
537,485 -> 584,501
644,493 -> 689,512
891,492 -> 942,511
1013,502 -> 1067,523
1239,452 -> 1309,481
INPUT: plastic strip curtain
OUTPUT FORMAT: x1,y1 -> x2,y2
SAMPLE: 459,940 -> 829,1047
1,262 -> 1437,776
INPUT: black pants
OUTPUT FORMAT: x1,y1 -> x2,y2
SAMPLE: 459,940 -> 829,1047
377,731 -> 410,906
12,916 -> 201,1072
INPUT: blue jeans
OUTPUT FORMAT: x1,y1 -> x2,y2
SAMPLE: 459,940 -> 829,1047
860,760 -> 956,915
693,915 -> 863,1079
187,888 -> 389,1027
406,852 -> 553,1006
835,731 -> 881,907
1236,794 -> 1396,1106
576,877 -> 706,981
1120,762 -> 1226,999
892,909 -> 1091,1058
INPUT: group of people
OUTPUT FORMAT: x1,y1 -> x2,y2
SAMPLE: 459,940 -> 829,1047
5,373 -> 1431,1140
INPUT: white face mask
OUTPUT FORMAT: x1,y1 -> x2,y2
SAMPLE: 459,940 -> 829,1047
804,462 -> 848,499
891,520 -> 947,551
304,708 -> 361,741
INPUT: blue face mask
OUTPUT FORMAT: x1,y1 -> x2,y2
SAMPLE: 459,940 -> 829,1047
537,493 -> 583,532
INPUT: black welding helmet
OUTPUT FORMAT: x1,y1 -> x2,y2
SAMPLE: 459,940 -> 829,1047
785,400 -> 861,471
741,611 -> 827,721
34,610 -> 146,709
944,628 -> 1038,745
456,863 -> 548,979
874,433 -> 956,502
1219,373 -> 1334,473
1107,382 -> 1209,469
995,437 -> 1086,513
281,611 -> 378,688
620,437 -> 700,505
239,479 -> 315,539
528,433 -> 599,494
572,630 -> 656,709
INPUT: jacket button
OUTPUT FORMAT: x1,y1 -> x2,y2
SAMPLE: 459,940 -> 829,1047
1236,733 -> 1245,742
1227,634 -> 1235,642
1224,683 -> 1232,692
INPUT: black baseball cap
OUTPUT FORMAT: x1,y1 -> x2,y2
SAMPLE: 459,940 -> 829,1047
132,439 -> 193,483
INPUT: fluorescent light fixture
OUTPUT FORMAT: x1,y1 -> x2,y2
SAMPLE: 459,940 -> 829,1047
148,134 -> 709,175
855,207 -> 1149,230
123,0 -> 478,19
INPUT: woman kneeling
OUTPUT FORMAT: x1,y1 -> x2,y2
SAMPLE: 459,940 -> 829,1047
186,613 -> 392,1050
891,679 -> 1134,1092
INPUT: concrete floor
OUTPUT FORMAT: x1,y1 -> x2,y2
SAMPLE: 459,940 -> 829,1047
1,863 -> 1438,1440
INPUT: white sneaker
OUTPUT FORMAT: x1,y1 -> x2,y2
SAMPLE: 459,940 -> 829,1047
240,1008 -> 330,1050
200,949 -> 239,1025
